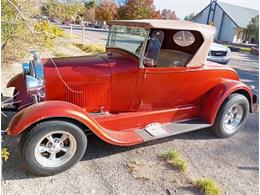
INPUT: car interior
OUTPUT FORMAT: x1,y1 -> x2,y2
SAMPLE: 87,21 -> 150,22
144,29 -> 204,68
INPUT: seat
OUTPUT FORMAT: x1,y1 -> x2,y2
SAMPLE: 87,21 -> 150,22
157,49 -> 192,67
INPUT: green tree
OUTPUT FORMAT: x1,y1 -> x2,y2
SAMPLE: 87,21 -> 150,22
118,0 -> 158,20
42,0 -> 84,22
1,0 -> 65,62
84,0 -> 96,9
1,0 -> 40,50
1,0 -> 19,49
184,13 -> 195,21
247,15 -> 259,42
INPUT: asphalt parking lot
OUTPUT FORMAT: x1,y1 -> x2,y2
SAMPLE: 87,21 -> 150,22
1,43 -> 259,194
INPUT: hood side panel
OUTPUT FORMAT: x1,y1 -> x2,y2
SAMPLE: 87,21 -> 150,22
42,56 -> 111,112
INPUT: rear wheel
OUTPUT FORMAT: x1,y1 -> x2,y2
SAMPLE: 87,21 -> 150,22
20,120 -> 87,176
212,93 -> 249,138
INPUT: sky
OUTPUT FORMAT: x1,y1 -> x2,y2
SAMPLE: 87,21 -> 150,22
154,0 -> 259,19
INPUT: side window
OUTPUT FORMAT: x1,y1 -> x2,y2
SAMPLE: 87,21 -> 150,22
143,31 -> 164,67
156,31 -> 194,68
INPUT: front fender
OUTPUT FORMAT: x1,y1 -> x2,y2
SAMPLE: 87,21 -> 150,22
6,73 -> 32,107
7,101 -> 143,146
201,79 -> 253,124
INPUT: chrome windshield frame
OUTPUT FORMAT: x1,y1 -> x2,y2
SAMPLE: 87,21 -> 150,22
106,25 -> 150,68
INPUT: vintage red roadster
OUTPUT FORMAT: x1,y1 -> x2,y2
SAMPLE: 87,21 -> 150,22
2,20 -> 257,176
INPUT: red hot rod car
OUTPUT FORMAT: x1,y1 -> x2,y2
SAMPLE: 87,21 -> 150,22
3,20 -> 257,176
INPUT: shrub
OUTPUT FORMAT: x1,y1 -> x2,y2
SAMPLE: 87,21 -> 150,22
194,178 -> 221,195
34,21 -> 65,46
74,43 -> 105,54
164,150 -> 188,172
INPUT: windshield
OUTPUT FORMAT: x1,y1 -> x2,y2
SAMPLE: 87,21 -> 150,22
107,25 -> 148,57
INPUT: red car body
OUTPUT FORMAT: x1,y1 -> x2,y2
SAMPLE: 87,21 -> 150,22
5,20 -> 257,146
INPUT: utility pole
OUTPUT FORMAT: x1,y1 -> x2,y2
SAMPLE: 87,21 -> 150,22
82,25 -> 84,44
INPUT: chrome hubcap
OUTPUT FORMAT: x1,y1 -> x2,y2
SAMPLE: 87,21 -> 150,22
34,131 -> 77,168
223,104 -> 244,133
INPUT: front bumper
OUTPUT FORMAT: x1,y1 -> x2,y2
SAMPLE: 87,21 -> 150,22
207,55 -> 231,64
1,130 -> 7,135
1,106 -> 18,135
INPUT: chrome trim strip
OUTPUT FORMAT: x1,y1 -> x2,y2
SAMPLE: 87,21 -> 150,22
139,28 -> 150,68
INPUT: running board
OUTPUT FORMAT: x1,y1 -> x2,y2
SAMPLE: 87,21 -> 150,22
135,119 -> 211,142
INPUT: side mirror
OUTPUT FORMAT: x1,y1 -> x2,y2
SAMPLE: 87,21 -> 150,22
143,58 -> 155,67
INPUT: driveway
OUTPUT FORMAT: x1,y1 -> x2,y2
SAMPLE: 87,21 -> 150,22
63,25 -> 108,45
1,51 -> 258,195
229,52 -> 259,95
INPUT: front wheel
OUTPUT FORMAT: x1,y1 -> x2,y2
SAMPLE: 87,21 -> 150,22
20,120 -> 87,176
212,93 -> 249,138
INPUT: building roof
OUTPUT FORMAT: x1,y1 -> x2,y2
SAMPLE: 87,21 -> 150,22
218,2 -> 258,28
107,19 -> 215,33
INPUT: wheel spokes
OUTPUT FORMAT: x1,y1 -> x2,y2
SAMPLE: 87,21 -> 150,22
232,108 -> 238,114
49,152 -> 56,160
34,131 -> 77,168
39,145 -> 49,153
46,135 -> 55,144
59,134 -> 69,143
60,146 -> 68,152
223,104 -> 244,132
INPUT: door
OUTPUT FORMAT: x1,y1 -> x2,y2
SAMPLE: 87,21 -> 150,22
140,67 -> 203,110
138,29 -> 213,111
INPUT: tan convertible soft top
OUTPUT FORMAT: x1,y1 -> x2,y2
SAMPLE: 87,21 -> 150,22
107,19 -> 214,32
107,19 -> 216,67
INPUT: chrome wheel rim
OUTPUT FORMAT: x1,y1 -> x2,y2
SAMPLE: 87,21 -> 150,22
34,131 -> 77,168
223,104 -> 244,133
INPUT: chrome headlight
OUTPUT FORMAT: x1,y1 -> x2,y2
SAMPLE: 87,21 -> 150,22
227,48 -> 231,55
23,51 -> 46,102
22,62 -> 30,75
25,75 -> 44,92
25,75 -> 45,102
31,50 -> 44,80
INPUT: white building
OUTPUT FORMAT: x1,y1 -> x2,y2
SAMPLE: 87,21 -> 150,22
192,0 -> 258,44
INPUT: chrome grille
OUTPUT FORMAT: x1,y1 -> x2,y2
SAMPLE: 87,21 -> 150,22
64,81 -> 109,112
211,51 -> 227,56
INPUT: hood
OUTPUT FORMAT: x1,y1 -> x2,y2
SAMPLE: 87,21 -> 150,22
210,43 -> 229,51
42,54 -> 110,80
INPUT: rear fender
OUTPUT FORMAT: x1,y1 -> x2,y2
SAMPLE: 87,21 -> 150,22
201,79 -> 253,124
6,73 -> 32,107
7,101 -> 143,146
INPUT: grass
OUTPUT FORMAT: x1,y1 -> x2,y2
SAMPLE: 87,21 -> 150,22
74,43 -> 105,54
53,51 -> 67,58
224,44 -> 251,53
164,150 -> 188,172
193,178 -> 221,195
